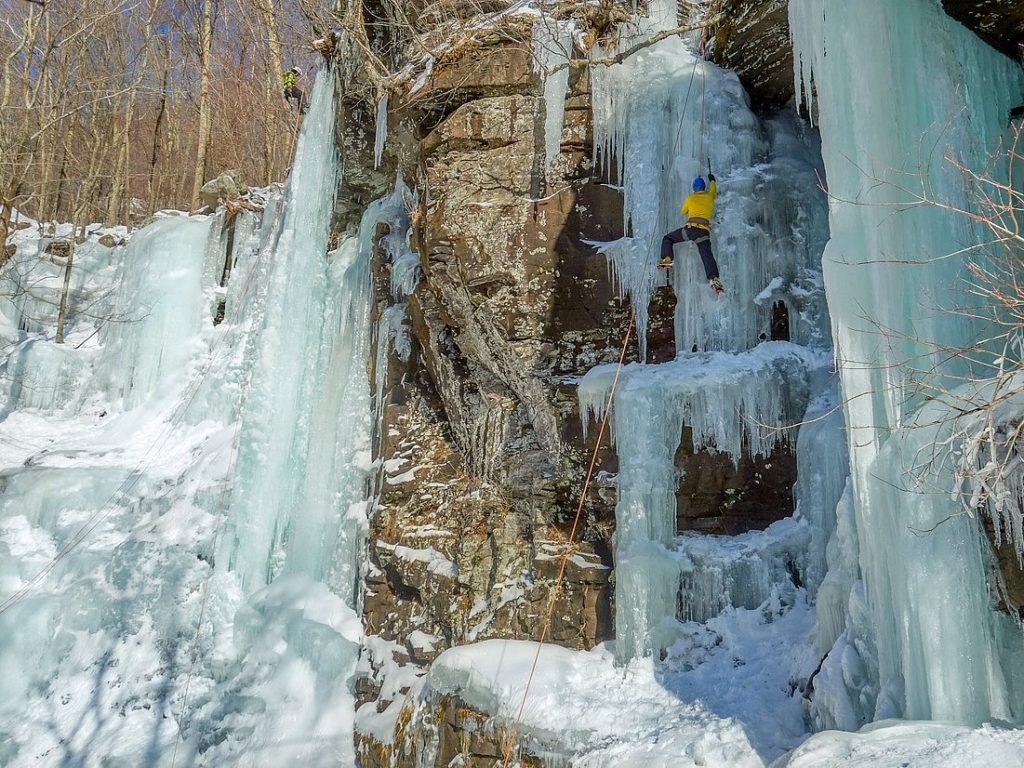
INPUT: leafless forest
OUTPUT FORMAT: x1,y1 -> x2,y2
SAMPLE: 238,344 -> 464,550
0,0 -> 319,241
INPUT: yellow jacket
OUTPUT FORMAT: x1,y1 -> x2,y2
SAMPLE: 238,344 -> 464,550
680,179 -> 717,230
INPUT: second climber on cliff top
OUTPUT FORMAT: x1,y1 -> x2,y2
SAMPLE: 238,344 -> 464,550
658,173 -> 725,295
283,67 -> 307,113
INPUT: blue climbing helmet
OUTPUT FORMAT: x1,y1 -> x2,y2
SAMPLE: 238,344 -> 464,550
692,176 -> 707,192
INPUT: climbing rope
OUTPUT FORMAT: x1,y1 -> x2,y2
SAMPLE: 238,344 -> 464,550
500,303 -> 636,768
498,18 -> 711,766
700,53 -> 708,168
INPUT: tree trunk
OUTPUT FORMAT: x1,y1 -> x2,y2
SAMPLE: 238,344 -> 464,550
149,41 -> 171,211
257,0 -> 284,185
53,148 -> 68,222
0,198 -> 12,271
55,220 -> 77,344
106,100 -> 136,226
189,0 -> 215,211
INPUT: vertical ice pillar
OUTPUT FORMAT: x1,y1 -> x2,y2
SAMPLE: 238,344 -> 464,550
217,68 -> 344,592
100,216 -> 214,409
205,68 -> 373,766
793,384 -> 849,592
374,92 -> 388,170
581,365 -> 684,662
532,18 -> 573,179
790,0 -> 1024,724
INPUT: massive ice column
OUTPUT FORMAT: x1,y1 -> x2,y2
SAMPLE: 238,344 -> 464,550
581,0 -> 833,663
202,68 -> 373,764
791,0 -> 1024,724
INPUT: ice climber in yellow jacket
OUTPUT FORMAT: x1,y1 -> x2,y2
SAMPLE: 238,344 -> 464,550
658,173 -> 724,295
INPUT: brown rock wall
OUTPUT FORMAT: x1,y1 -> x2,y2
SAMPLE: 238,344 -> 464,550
942,0 -> 1024,60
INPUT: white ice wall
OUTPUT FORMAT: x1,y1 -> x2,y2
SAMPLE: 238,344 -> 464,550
580,1 -> 834,663
0,68 -> 379,766
791,0 -> 1024,725
100,217 -> 214,410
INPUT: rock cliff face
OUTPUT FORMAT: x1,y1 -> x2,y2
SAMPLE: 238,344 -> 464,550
352,32 -> 626,766
709,0 -> 793,109
941,0 -> 1024,60
363,41 -> 623,651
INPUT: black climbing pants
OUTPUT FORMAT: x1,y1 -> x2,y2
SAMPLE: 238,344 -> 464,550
660,226 -> 719,280
284,85 -> 305,111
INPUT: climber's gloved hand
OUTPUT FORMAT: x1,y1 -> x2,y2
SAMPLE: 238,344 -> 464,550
708,172 -> 716,183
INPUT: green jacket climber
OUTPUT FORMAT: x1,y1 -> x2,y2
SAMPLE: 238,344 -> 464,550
283,67 -> 306,112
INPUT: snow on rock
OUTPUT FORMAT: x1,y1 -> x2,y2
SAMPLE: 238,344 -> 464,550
427,640 -> 768,766
426,585 -> 817,767
377,541 -> 459,578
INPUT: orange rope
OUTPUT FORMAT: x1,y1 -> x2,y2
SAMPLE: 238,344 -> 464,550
499,303 -> 637,768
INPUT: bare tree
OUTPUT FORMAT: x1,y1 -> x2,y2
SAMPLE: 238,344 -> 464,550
188,0 -> 216,210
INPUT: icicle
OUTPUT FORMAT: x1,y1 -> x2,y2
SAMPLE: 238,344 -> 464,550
532,18 -> 573,179
374,91 -> 389,169
373,303 -> 409,423
677,518 -> 809,623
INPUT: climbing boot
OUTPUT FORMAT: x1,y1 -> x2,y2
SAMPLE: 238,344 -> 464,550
710,277 -> 725,295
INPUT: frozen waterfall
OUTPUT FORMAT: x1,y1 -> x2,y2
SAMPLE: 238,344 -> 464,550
791,0 -> 1024,727
0,68 -> 376,766
589,2 -> 830,357
580,1 -> 836,663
